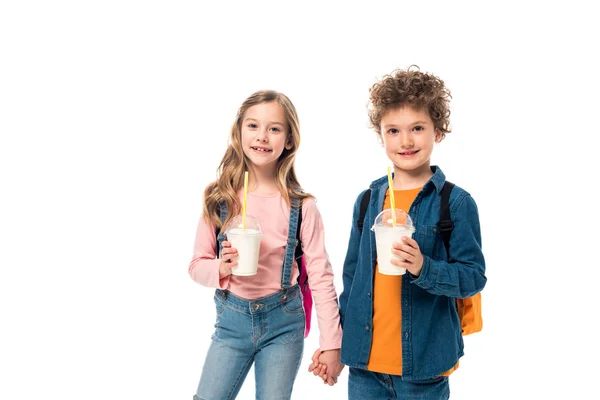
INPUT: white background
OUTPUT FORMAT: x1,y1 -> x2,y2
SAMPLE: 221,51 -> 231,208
1,1 -> 599,399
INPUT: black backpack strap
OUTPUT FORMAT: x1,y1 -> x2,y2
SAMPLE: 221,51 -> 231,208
294,200 -> 303,260
294,200 -> 308,287
357,189 -> 371,234
438,181 -> 455,256
215,202 -> 227,259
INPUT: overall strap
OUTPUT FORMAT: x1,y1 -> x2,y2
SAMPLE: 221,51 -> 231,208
281,198 -> 301,289
216,201 -> 228,258
438,181 -> 455,257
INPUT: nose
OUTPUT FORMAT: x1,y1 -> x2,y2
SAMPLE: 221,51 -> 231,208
399,132 -> 413,148
256,127 -> 268,142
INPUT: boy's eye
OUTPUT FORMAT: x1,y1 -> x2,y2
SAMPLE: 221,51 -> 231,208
413,125 -> 424,132
387,128 -> 399,134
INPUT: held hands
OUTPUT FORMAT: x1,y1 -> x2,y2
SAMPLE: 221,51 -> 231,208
308,348 -> 344,386
218,241 -> 238,279
391,236 -> 424,276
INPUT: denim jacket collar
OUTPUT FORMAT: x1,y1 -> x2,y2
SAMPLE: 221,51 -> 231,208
369,165 -> 447,194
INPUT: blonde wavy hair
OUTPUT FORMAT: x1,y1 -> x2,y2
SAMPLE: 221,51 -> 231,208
203,90 -> 312,230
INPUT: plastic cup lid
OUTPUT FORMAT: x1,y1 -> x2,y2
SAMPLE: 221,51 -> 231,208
224,215 -> 263,233
371,208 -> 415,231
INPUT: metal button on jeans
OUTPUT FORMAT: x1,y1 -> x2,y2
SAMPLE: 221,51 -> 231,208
253,304 -> 260,310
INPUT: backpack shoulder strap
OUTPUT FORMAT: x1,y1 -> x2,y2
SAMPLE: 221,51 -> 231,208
438,181 -> 455,256
294,200 -> 303,260
215,202 -> 227,258
357,189 -> 371,234
292,199 -> 307,288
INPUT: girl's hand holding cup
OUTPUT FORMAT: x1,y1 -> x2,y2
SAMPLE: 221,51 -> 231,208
218,241 -> 238,279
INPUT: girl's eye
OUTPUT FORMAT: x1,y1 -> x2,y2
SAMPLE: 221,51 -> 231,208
248,123 -> 258,129
270,127 -> 281,132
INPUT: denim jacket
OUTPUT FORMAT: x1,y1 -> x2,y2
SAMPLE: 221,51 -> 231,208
338,166 -> 486,380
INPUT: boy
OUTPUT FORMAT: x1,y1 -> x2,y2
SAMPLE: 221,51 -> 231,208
311,66 -> 486,399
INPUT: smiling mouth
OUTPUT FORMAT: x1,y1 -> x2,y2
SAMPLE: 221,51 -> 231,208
399,150 -> 419,155
251,146 -> 272,153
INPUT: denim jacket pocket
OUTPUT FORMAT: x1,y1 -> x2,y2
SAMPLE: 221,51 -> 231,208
416,224 -> 437,256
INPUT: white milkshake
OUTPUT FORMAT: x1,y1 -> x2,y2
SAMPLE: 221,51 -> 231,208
224,215 -> 263,276
226,228 -> 262,276
372,208 -> 415,276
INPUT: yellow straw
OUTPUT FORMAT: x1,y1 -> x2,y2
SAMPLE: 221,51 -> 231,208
242,171 -> 248,231
387,166 -> 397,227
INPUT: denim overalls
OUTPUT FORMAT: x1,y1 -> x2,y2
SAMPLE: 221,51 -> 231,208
194,199 -> 305,400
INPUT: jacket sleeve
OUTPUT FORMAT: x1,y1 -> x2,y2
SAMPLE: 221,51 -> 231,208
188,214 -> 231,289
411,192 -> 486,298
338,190 -> 366,327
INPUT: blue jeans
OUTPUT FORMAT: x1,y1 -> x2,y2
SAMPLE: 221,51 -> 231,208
348,367 -> 450,400
194,285 -> 305,400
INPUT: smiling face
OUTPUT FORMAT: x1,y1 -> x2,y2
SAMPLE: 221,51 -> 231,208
240,101 -> 291,174
380,106 -> 441,176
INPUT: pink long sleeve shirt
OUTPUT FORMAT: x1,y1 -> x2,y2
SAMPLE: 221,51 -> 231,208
188,192 -> 342,350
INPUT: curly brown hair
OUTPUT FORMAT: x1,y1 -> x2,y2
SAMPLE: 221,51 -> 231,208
368,65 -> 452,141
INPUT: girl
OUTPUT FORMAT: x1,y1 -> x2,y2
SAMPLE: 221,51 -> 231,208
189,90 -> 343,399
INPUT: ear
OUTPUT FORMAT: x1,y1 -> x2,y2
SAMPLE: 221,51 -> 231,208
285,141 -> 293,150
434,129 -> 442,143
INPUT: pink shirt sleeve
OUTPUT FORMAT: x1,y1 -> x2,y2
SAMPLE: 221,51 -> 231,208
301,199 -> 343,350
188,214 -> 231,289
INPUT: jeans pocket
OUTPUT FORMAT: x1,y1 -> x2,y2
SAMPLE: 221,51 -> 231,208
413,375 -> 448,385
214,294 -> 225,315
282,292 -> 304,315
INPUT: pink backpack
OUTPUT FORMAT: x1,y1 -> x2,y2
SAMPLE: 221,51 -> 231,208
296,253 -> 313,337
290,202 -> 313,337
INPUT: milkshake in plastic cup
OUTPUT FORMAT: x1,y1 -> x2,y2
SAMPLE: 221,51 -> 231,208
372,209 -> 416,275
224,215 -> 263,276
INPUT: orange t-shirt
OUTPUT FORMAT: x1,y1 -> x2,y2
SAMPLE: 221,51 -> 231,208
366,188 -> 458,376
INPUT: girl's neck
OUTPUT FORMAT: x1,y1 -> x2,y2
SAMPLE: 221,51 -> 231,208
247,167 -> 280,196
392,164 -> 433,190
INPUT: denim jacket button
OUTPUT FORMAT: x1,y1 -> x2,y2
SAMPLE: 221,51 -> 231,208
365,325 -> 370,331
368,292 -> 371,297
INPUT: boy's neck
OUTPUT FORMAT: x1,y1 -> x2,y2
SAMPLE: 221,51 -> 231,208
391,164 -> 433,190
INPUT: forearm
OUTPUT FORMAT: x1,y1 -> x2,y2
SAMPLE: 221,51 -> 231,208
188,257 -> 231,289
412,256 -> 486,298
